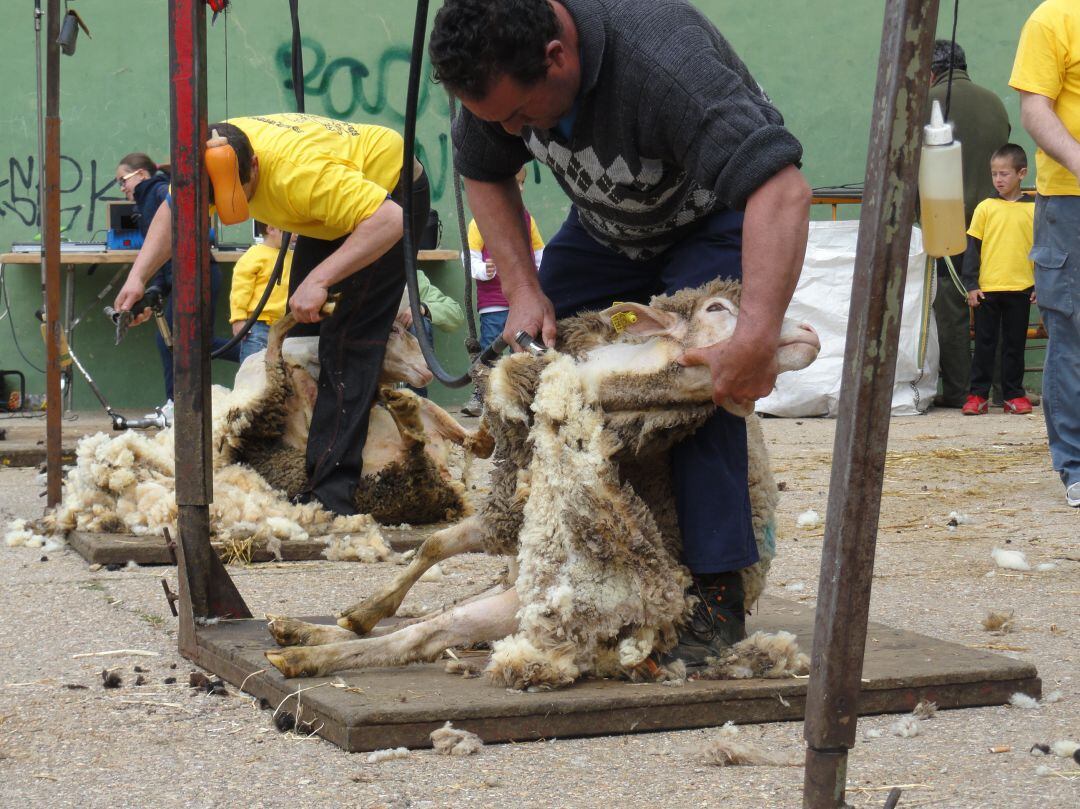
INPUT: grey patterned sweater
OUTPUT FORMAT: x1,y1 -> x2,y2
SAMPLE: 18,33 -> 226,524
451,0 -> 803,260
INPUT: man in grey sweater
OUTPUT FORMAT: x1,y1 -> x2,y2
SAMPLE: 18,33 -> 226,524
430,0 -> 811,665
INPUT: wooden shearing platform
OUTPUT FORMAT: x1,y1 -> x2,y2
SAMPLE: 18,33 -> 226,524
68,524 -> 438,566
190,595 -> 1040,753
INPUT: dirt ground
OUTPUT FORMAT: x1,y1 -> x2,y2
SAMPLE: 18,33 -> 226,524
0,408 -> 1076,808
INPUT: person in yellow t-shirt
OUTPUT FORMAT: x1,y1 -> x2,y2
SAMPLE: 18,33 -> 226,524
113,112 -> 430,515
1009,0 -> 1080,507
229,224 -> 294,363
959,145 -> 1036,417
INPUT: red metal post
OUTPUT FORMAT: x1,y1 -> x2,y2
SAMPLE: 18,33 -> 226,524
43,0 -> 62,507
168,0 -> 249,655
801,2 -> 940,807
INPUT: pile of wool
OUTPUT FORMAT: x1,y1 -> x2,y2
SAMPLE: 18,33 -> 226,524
34,428 -> 391,562
4,518 -> 61,552
429,721 -> 483,756
705,722 -> 799,767
696,630 -> 810,680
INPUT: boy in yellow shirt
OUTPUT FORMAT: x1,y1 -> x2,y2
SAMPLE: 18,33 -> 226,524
229,224 -> 294,363
961,144 -> 1036,415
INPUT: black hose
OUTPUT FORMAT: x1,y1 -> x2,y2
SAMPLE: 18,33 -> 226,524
210,0 -> 304,359
403,0 -> 471,387
448,94 -> 480,357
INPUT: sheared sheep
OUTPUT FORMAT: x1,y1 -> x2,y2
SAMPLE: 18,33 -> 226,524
264,278 -> 820,686
33,310 -> 491,549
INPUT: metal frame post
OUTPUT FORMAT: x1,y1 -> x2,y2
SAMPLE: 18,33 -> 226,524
168,0 -> 250,658
801,2 -> 940,807
43,0 -> 62,508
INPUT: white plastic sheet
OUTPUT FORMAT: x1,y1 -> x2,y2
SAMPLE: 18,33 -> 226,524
757,220 -> 938,418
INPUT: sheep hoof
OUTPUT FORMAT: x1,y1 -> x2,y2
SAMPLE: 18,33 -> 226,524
264,648 -> 320,679
267,615 -> 346,647
336,605 -> 382,636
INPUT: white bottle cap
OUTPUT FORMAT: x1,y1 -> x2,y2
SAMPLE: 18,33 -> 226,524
923,99 -> 953,146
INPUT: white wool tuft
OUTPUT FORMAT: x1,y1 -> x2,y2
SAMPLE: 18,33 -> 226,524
366,747 -> 410,763
322,521 -> 390,563
1043,690 -> 1063,704
784,581 -> 805,592
1009,692 -> 1039,710
429,721 -> 483,756
705,722 -> 799,767
1035,562 -> 1057,572
1050,740 -> 1079,758
947,510 -> 973,525
419,563 -> 446,582
992,548 -> 1031,571
1035,764 -> 1055,777
912,700 -> 937,720
890,716 -> 922,738
5,518 -> 46,548
796,509 -> 821,529
862,728 -> 884,740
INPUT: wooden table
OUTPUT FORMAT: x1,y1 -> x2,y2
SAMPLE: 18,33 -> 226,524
0,248 -> 460,410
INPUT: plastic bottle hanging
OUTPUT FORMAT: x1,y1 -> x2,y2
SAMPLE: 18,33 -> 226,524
918,100 -> 966,257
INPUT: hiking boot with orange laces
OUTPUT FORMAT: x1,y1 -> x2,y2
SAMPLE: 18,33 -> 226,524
1003,396 -> 1033,415
656,571 -> 747,668
962,394 -> 988,415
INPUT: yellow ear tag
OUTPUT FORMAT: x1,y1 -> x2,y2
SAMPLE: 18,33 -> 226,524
610,309 -> 638,334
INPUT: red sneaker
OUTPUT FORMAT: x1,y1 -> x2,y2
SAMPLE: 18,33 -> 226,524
962,395 -> 988,415
1004,396 -> 1033,415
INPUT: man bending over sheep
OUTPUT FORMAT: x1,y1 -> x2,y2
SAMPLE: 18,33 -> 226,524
429,0 -> 811,665
114,114 -> 428,516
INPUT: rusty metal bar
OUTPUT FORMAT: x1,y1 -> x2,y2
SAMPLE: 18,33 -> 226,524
168,0 -> 250,655
802,2 -> 939,807
43,0 -> 62,507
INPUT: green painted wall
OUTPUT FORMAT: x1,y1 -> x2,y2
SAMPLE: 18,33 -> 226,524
0,1 -> 1043,410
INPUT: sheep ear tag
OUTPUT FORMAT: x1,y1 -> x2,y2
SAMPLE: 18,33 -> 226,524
205,129 -> 249,225
601,302 -> 686,340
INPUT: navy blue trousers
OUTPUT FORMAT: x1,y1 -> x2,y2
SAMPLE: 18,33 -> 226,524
539,207 -> 757,574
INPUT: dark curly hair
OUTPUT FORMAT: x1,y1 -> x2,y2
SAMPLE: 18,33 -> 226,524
429,0 -> 560,99
931,39 -> 966,76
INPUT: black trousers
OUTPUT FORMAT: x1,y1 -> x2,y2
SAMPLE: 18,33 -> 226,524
288,172 -> 431,514
970,289 -> 1031,401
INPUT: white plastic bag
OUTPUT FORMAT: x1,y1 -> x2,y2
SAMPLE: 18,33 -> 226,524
758,220 -> 938,418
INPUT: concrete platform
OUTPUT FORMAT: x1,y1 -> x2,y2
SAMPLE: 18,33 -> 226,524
0,411 -> 114,467
69,524 -> 439,566
189,595 -> 1040,752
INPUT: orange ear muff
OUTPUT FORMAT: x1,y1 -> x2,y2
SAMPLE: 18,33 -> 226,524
205,128 -> 249,225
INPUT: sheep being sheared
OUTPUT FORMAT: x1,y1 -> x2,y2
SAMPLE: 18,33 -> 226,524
264,278 -> 820,686
215,312 -> 492,524
35,309 -> 489,552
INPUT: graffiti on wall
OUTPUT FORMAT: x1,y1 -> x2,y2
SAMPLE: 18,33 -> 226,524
0,155 -> 123,237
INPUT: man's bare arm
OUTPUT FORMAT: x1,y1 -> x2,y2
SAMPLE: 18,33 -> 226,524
1020,91 -> 1080,179
464,176 -> 556,347
114,203 -> 173,312
681,164 -> 811,404
289,198 -> 404,322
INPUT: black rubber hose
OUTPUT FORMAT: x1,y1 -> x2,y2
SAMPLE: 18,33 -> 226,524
210,0 -> 303,359
448,94 -> 480,357
402,0 -> 471,387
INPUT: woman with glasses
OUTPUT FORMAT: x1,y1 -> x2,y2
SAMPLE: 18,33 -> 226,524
114,153 -> 238,423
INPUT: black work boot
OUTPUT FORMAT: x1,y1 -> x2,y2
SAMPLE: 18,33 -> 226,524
659,571 -> 747,668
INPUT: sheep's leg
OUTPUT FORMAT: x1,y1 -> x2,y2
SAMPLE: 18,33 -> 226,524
266,586 -> 520,678
365,575 -> 513,637
336,515 -> 488,636
380,387 -> 426,447
266,615 -> 357,648
417,397 -> 495,459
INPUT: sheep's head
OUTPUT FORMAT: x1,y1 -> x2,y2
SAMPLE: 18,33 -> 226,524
601,290 -> 819,376
380,322 -> 434,388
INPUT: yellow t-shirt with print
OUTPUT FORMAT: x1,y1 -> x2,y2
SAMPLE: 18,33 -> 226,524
229,243 -> 293,325
1009,0 -> 1080,196
967,196 -> 1035,292
466,217 -> 545,252
229,113 -> 404,240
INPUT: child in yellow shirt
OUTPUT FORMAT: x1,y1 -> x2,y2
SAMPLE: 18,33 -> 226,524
229,224 -> 293,363
961,144 -> 1036,415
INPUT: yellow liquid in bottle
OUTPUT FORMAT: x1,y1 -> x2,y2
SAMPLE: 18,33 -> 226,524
920,198 -> 967,257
